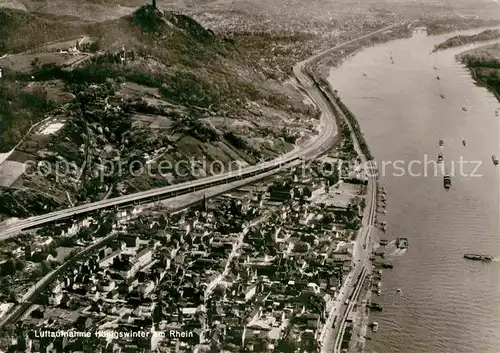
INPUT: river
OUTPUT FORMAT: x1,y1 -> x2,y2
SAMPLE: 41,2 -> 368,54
328,28 -> 500,353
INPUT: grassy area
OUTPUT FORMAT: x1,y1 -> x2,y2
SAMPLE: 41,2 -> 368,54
0,8 -> 86,54
0,81 -> 55,152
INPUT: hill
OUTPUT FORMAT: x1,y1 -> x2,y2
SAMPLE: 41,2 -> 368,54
0,8 -> 86,54
0,5 -> 317,217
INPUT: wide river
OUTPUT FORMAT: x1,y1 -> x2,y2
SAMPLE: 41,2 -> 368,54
328,28 -> 500,353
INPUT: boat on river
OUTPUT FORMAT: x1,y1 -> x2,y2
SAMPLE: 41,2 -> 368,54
444,174 -> 451,189
492,155 -> 499,165
437,153 -> 443,163
464,254 -> 493,261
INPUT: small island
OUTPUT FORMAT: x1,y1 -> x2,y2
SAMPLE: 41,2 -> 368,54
433,29 -> 500,52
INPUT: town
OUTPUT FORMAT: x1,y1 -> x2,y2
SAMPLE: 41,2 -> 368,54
0,126 -> 376,352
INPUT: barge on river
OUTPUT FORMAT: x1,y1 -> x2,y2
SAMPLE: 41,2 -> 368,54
463,254 -> 493,262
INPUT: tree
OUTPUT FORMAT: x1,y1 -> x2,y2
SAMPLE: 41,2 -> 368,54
0,259 -> 16,276
276,339 -> 296,353
41,261 -> 52,274
30,57 -> 41,72
14,259 -> 25,272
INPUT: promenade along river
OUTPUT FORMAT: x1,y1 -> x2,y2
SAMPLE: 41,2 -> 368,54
328,28 -> 500,353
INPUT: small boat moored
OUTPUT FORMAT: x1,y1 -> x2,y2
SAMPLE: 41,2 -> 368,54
372,322 -> 379,332
461,106 -> 467,112
492,155 -> 499,165
439,139 -> 444,146
367,302 -> 383,311
396,237 -> 409,249
462,140 -> 466,146
396,288 -> 402,293
437,153 -> 444,163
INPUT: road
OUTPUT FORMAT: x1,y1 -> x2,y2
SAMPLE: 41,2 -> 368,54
0,23 -> 402,240
0,232 -> 116,328
322,89 -> 378,353
0,22 -> 396,330
317,106 -> 377,350
292,21 -> 397,351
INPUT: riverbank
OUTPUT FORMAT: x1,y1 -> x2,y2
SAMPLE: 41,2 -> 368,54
309,23 -> 415,164
308,25 -> 410,353
323,26 -> 500,353
326,25 -> 500,353
457,42 -> 500,102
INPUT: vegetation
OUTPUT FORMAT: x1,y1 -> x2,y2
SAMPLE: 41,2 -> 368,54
471,68 -> 500,98
433,29 -> 500,52
459,48 -> 500,99
0,81 -> 55,152
0,8 -> 84,54
424,18 -> 500,36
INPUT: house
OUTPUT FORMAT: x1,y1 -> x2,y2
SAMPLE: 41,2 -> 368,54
138,281 -> 155,297
99,249 -> 124,268
48,292 -> 63,306
268,181 -> 294,202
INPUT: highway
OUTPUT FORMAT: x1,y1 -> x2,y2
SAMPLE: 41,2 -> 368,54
0,24 -> 397,241
294,22 -> 396,351
0,24 -> 400,240
0,23 -> 397,332
8,24 -> 401,240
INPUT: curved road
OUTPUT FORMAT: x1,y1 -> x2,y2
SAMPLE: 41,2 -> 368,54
0,22 -> 399,330
0,24 -> 399,241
